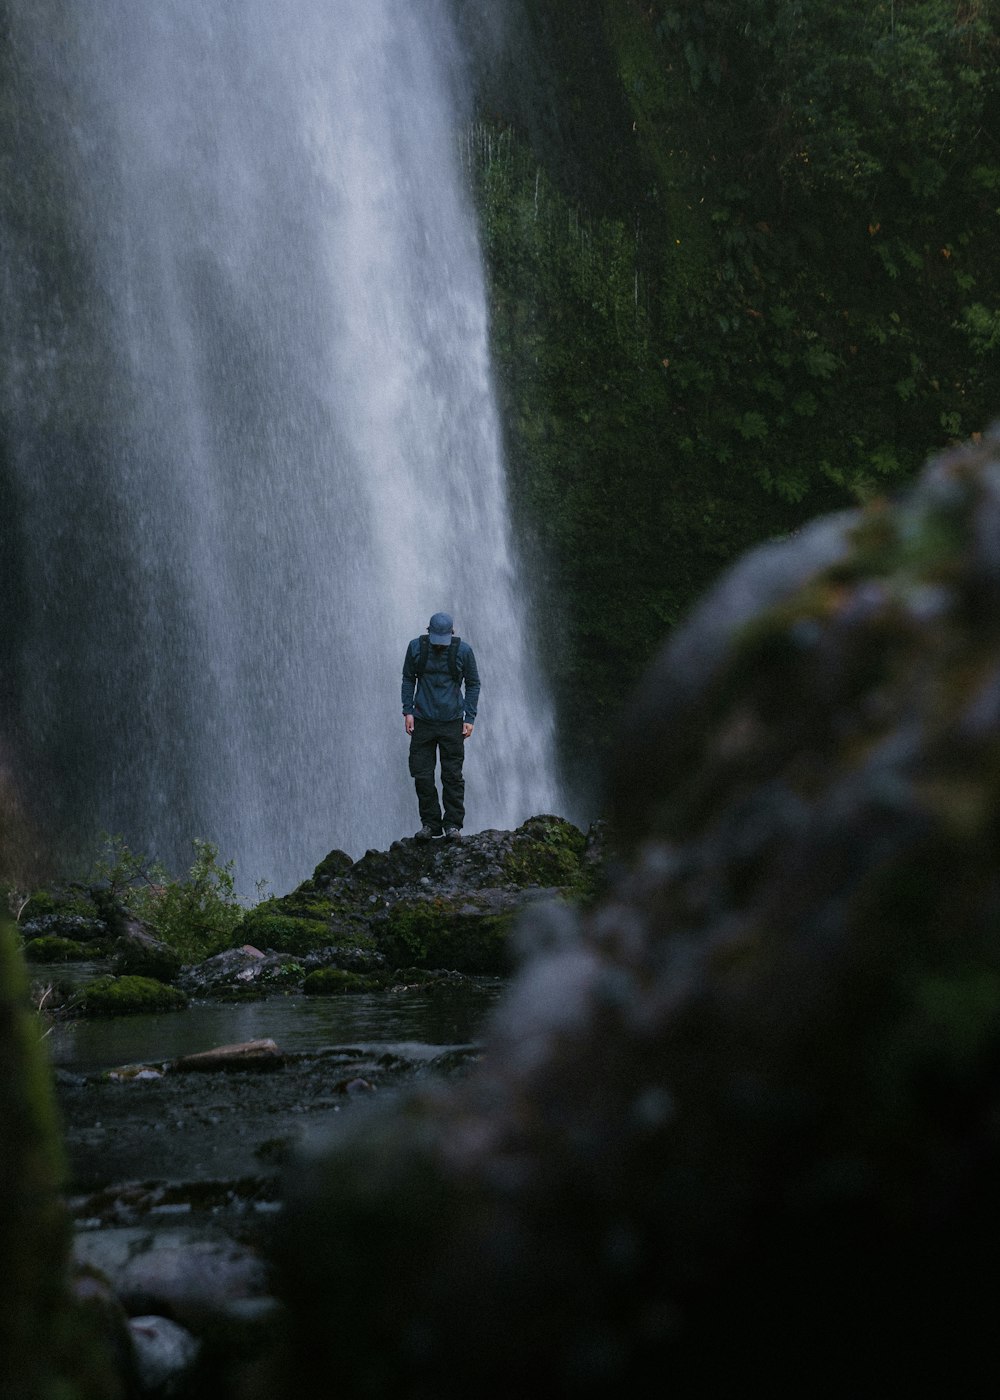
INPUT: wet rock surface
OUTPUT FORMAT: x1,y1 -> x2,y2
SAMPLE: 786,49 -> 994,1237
56,1039 -> 487,1192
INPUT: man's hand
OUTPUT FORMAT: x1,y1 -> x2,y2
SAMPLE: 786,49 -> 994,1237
404,715 -> 415,736
463,722 -> 474,740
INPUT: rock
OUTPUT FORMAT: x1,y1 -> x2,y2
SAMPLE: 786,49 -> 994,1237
272,430 -> 1000,1395
128,1315 -> 200,1397
112,917 -> 182,983
302,968 -> 386,996
309,848 -> 354,886
175,948 -> 305,999
171,1040 -> 284,1073
372,889 -> 525,974
117,1238 -> 268,1325
19,883 -> 108,943
255,816 -> 596,980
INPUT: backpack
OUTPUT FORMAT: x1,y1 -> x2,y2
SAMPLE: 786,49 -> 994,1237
414,634 -> 462,682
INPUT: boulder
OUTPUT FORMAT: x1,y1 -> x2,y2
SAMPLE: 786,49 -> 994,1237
272,429 -> 1000,1395
111,916 -> 182,983
175,947 -> 305,999
260,815 -> 595,981
127,1316 -> 200,1397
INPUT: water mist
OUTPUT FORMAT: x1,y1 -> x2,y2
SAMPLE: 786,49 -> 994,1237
0,0 -> 560,892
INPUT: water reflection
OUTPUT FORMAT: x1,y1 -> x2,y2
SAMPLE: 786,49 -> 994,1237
46,978 -> 507,1074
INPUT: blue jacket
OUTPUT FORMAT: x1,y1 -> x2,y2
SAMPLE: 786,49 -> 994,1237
401,638 -> 480,723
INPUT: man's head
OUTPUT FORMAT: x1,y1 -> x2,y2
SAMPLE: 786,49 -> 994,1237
427,612 -> 454,645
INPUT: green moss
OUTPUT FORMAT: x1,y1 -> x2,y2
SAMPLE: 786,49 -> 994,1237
502,815 -> 587,889
20,888 -> 99,923
302,967 -> 386,996
380,901 -> 514,976
22,936 -> 92,963
242,912 -> 335,955
76,975 -> 188,1018
312,849 -> 354,883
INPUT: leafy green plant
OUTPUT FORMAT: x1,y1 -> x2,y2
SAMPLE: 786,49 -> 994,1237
90,834 -> 249,964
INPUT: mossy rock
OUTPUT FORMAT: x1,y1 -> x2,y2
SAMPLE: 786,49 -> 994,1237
112,929 -> 182,983
379,900 -> 515,975
258,958 -> 308,990
303,967 -> 387,996
241,912 -> 337,956
20,886 -> 101,925
264,895 -> 337,922
312,849 -> 355,884
19,911 -> 108,944
502,814 -> 587,890
22,935 -> 93,963
76,975 -> 188,1018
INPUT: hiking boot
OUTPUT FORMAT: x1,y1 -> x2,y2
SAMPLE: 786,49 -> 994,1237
414,824 -> 442,842
443,826 -> 462,840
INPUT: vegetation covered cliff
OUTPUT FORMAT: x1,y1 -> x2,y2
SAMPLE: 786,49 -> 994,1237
464,0 -> 1000,794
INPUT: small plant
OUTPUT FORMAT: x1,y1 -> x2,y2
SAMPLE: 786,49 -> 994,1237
90,832 -> 168,903
90,834 -> 250,965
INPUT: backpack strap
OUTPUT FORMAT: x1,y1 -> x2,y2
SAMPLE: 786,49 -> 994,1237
414,634 -> 462,681
448,636 -> 462,682
414,634 -> 430,677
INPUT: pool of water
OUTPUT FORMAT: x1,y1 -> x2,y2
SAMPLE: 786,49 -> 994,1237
45,971 -> 506,1074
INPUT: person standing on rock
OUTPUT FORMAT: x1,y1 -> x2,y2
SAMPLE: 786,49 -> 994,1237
401,612 -> 480,841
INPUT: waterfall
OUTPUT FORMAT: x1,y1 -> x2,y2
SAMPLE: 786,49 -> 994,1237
0,0 -> 561,893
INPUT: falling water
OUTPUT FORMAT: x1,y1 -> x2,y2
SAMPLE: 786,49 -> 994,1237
0,0 -> 560,892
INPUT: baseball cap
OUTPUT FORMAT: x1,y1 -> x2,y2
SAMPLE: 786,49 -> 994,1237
428,612 -> 454,644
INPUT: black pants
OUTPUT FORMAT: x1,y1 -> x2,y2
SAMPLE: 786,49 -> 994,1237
408,718 -> 465,831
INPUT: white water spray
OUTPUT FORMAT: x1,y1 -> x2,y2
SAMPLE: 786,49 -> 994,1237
0,0 -> 560,891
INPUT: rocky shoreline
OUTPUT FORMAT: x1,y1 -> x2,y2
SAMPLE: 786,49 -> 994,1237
22,814 -> 604,1014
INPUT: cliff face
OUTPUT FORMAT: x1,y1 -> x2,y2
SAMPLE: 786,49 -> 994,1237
462,0 -> 1000,787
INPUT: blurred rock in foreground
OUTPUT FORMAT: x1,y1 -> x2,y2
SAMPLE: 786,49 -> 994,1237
271,429 -> 1000,1395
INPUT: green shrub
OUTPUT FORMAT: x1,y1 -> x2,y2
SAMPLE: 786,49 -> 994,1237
91,835 -> 247,964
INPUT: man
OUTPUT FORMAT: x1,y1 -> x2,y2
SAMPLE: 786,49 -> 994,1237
401,612 -> 480,841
